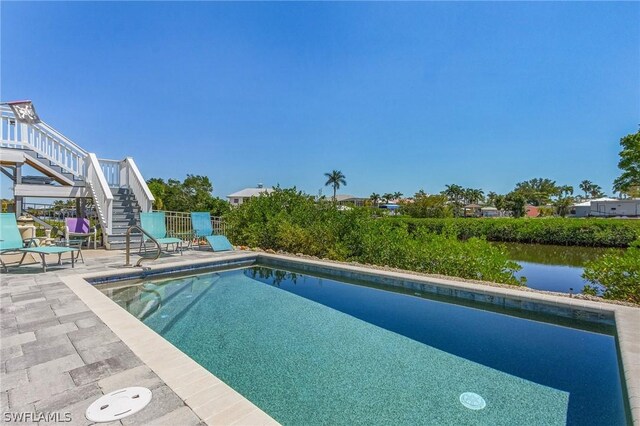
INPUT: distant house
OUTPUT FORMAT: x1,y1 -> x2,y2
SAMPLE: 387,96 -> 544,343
570,197 -> 616,217
463,204 -> 482,217
525,205 -> 540,218
571,197 -> 640,217
227,183 -> 274,206
481,206 -> 500,218
334,194 -> 367,207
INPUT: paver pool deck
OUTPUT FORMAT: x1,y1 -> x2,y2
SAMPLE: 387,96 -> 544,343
1,249 -> 638,425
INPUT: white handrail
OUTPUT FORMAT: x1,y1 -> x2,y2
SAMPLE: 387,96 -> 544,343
0,106 -> 87,177
120,157 -> 154,212
86,153 -> 114,234
98,158 -> 121,187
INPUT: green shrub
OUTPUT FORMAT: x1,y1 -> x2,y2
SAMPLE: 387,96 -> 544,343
582,241 -> 640,304
386,217 -> 640,247
226,188 -> 524,286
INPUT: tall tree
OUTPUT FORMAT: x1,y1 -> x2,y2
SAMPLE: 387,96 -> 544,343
514,178 -> 561,206
579,180 -> 593,198
559,185 -> 574,197
554,196 -> 574,217
487,191 -> 498,206
505,192 -> 527,218
382,193 -> 394,203
146,175 -> 230,216
324,170 -> 347,203
369,193 -> 380,207
464,188 -> 485,204
442,184 -> 465,216
612,130 -> 640,197
589,184 -> 605,199
392,191 -> 403,201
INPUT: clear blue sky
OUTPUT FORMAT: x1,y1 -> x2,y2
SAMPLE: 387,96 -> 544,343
2,1 -> 638,199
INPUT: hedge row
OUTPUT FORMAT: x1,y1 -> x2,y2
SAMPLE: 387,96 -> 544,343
386,217 -> 640,247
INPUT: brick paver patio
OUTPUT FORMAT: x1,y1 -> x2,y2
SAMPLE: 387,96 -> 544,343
1,249 -> 212,425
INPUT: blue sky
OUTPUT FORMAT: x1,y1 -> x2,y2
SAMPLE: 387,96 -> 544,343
2,2 -> 638,199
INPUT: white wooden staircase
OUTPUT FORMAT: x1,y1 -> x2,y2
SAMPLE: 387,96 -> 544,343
0,105 -> 154,249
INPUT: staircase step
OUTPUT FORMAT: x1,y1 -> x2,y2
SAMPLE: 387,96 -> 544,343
111,188 -> 132,195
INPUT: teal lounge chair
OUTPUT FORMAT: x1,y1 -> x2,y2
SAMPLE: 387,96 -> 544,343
191,211 -> 213,250
204,235 -> 234,252
139,212 -> 183,255
190,212 -> 234,252
0,213 -> 79,272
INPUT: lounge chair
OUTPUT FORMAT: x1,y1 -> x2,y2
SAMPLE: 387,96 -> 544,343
139,212 -> 183,255
190,212 -> 234,252
0,213 -> 79,272
203,235 -> 234,252
65,217 -> 97,249
191,211 -> 213,249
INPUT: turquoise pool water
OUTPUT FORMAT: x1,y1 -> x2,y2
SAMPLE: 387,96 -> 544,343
101,266 -> 627,425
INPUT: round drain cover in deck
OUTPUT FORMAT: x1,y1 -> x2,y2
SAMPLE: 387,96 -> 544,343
86,387 -> 152,422
459,392 -> 486,410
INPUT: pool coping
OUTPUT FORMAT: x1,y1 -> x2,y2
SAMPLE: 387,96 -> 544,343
61,252 -> 278,426
62,252 -> 640,425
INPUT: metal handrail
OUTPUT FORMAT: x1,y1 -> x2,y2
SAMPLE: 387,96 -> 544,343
125,225 -> 161,267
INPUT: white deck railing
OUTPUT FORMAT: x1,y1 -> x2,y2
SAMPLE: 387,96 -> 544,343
120,157 -> 154,212
87,154 -> 114,234
0,106 -> 87,177
98,159 -> 121,187
1,105 -> 156,239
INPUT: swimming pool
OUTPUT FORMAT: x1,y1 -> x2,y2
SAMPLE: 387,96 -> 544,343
98,264 -> 630,425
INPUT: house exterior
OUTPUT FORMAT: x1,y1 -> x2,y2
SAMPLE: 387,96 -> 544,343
571,198 -> 640,217
481,206 -> 500,217
525,205 -> 540,218
570,197 -> 617,217
1,103 -> 155,249
335,194 -> 367,207
227,184 -> 274,206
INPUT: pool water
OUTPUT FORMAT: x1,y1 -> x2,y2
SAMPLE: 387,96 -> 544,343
101,266 -> 628,425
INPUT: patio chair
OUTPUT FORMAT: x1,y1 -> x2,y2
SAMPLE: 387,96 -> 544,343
1,213 -> 78,272
139,212 -> 183,255
191,211 -> 214,249
203,235 -> 235,252
64,217 -> 97,249
190,212 -> 233,252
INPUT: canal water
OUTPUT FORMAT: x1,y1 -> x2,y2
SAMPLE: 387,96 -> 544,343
496,243 -> 619,294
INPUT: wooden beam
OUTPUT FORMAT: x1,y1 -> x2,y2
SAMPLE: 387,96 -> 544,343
14,184 -> 88,198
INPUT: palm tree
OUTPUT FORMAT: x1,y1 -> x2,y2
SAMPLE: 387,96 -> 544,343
392,192 -> 403,201
560,185 -> 574,197
369,193 -> 380,207
442,184 -> 464,216
579,180 -> 593,198
382,193 -> 393,204
487,191 -> 498,206
465,188 -> 485,204
589,184 -> 605,199
324,170 -> 347,203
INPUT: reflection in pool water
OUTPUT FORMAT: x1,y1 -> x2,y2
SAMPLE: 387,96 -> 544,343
496,242 -> 622,293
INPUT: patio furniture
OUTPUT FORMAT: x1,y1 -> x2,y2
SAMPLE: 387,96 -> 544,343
190,212 -> 233,252
64,218 -> 97,249
191,211 -> 214,249
203,235 -> 234,252
56,238 -> 85,264
139,212 -> 183,255
1,213 -> 78,272
1,213 -> 37,271
17,246 -> 79,272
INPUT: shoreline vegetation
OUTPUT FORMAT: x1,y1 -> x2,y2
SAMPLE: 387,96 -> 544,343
224,188 -> 639,303
226,188 -> 525,287
387,217 -> 640,248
